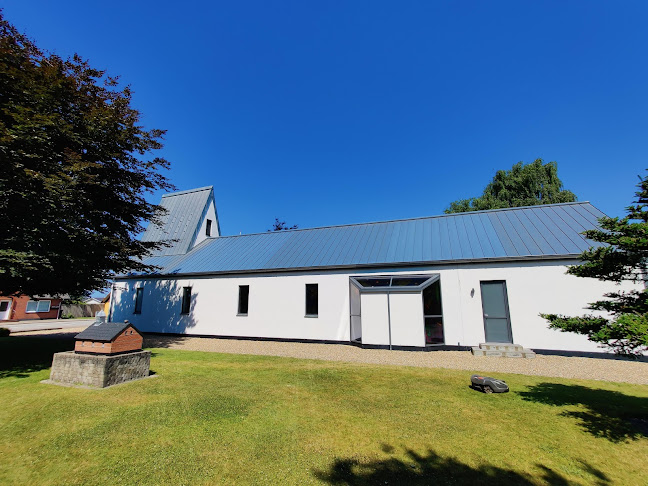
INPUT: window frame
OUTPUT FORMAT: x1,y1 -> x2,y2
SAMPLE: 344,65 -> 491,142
206,219 -> 212,237
237,285 -> 249,316
26,300 -> 51,313
349,274 -> 439,292
305,283 -> 319,317
134,288 -> 144,314
181,287 -> 192,315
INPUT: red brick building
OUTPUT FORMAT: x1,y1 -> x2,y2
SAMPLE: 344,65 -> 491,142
74,321 -> 143,354
0,295 -> 62,321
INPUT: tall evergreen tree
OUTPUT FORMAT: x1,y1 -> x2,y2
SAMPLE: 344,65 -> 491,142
0,13 -> 173,297
445,159 -> 576,214
542,173 -> 648,356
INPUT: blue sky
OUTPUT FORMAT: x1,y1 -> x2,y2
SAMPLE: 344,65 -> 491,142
4,1 -> 648,235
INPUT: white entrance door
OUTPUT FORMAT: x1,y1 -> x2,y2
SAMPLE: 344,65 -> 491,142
360,293 -> 390,345
359,292 -> 425,347
389,292 -> 425,347
0,300 -> 12,320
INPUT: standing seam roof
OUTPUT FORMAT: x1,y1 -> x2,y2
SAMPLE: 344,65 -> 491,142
132,202 -> 606,277
141,187 -> 214,257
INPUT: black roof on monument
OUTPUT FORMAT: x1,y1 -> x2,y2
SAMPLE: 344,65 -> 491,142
75,321 -> 138,342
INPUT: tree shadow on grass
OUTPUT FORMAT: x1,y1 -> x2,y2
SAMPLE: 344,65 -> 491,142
314,446 -> 611,486
518,383 -> 648,442
143,333 -> 193,350
0,335 -> 73,379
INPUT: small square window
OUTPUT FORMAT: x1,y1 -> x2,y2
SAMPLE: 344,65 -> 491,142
36,300 -> 51,312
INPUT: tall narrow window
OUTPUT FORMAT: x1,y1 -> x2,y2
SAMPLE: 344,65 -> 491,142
423,280 -> 444,345
305,284 -> 318,317
238,285 -> 249,315
134,288 -> 144,314
206,219 -> 212,237
181,287 -> 192,314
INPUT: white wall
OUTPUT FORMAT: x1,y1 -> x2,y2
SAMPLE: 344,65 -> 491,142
193,199 -> 219,248
112,260 -> 640,353
446,260 -> 638,352
112,272 -> 351,342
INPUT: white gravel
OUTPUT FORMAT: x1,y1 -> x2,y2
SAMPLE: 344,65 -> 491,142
16,327 -> 648,385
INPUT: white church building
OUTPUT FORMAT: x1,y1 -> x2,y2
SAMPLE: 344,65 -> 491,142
110,186 -> 637,354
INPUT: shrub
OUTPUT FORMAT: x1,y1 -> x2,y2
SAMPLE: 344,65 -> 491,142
0,328 -> 10,337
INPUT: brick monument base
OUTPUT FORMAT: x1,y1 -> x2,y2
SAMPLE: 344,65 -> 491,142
47,350 -> 151,388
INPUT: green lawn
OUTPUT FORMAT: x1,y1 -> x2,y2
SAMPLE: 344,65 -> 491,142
0,337 -> 646,485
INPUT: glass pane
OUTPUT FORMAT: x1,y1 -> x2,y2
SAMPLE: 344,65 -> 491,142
480,282 -> 507,318
391,277 -> 430,287
37,300 -> 50,312
0,301 -> 8,312
425,317 -> 444,344
181,287 -> 191,314
355,277 -> 391,287
423,281 -> 442,316
238,285 -> 249,314
306,284 -> 318,316
485,318 -> 511,343
26,301 -> 37,313
135,289 -> 143,313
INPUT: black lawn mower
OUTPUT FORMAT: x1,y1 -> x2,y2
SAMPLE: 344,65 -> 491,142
470,374 -> 509,394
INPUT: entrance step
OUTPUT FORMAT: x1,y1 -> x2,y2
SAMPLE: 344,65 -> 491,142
472,343 -> 536,358
478,342 -> 524,352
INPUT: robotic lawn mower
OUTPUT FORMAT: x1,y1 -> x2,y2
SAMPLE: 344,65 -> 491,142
470,374 -> 509,394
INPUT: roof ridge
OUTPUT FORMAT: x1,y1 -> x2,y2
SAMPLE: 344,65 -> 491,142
211,201 -> 593,240
161,186 -> 213,198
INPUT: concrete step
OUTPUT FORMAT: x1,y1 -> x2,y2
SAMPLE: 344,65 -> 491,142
478,342 -> 524,352
472,347 -> 536,358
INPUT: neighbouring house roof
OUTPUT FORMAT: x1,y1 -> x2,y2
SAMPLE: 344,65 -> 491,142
125,201 -> 606,278
141,186 -> 217,257
75,321 -> 136,342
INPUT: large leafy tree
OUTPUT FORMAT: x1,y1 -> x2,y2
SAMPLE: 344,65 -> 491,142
445,159 -> 576,214
0,13 -> 173,297
542,173 -> 648,357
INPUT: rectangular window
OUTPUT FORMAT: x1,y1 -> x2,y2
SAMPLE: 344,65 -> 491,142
206,219 -> 212,237
305,284 -> 318,317
238,285 -> 249,315
181,287 -> 192,314
134,288 -> 143,314
423,280 -> 444,345
26,300 -> 51,313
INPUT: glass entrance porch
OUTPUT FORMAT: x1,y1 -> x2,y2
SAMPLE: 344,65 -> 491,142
349,274 -> 444,348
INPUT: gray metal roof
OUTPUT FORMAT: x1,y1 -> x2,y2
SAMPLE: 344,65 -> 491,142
141,187 -> 216,256
130,202 -> 606,277
75,321 -> 135,342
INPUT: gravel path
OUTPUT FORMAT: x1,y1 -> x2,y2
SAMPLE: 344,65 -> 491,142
16,327 -> 648,385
